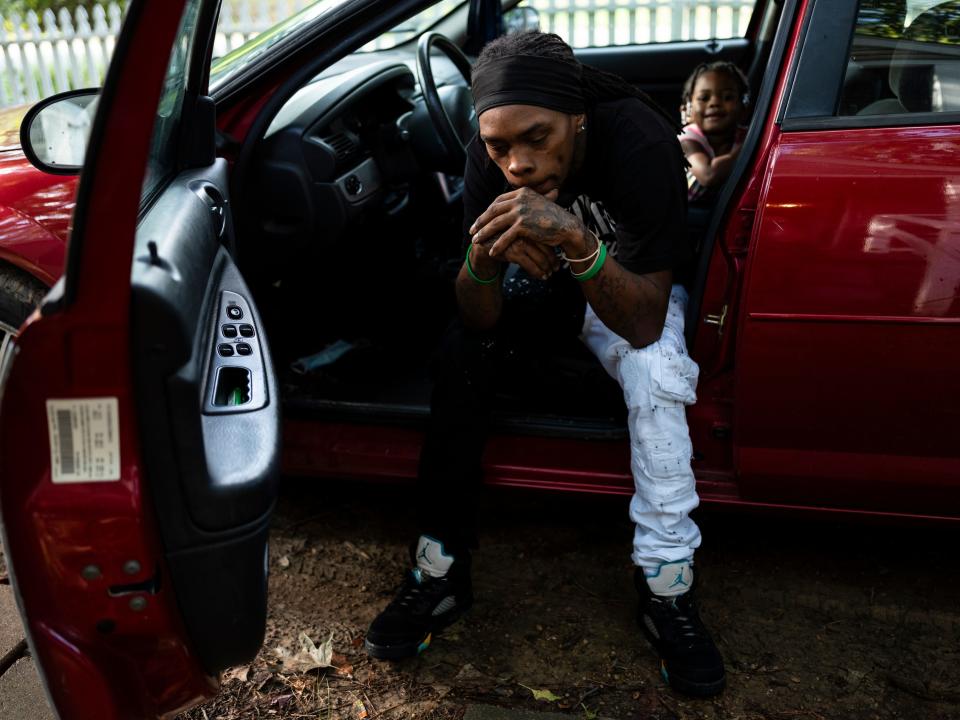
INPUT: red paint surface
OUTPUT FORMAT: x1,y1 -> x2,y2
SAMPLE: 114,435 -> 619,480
0,1 -> 218,717
0,148 -> 74,285
735,124 -> 960,513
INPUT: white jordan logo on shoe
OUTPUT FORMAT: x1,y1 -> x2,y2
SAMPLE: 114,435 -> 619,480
645,561 -> 694,598
415,536 -> 454,578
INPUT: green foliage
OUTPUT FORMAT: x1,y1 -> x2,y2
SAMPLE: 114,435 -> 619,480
856,0 -> 960,43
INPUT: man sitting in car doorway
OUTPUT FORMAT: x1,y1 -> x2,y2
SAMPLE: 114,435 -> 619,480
365,30 -> 725,698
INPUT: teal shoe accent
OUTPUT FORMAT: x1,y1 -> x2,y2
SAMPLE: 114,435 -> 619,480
417,633 -> 433,654
418,535 -> 452,562
668,567 -> 690,590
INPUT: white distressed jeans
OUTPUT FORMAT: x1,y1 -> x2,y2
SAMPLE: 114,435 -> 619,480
580,285 -> 702,568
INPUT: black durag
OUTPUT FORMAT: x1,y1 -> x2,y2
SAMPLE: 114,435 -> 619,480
471,55 -> 585,116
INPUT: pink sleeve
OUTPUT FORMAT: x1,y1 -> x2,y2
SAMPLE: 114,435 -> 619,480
678,124 -> 714,159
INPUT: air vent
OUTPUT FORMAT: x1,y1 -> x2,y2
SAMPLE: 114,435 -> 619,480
323,132 -> 362,167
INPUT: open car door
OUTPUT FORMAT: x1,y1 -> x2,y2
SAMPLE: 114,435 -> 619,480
0,1 -> 279,717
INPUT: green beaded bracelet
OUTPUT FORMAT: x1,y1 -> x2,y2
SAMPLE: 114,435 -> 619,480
572,241 -> 607,282
465,245 -> 500,284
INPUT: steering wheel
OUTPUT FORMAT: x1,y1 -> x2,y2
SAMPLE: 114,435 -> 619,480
416,32 -> 477,174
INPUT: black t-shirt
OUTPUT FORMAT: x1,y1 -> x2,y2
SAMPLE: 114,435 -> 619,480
462,96 -> 691,277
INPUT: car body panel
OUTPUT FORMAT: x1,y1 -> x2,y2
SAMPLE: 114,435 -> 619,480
0,105 -> 74,285
0,1 -> 226,717
735,124 -> 960,515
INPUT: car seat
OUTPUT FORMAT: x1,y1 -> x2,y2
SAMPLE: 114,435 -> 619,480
858,0 -> 960,115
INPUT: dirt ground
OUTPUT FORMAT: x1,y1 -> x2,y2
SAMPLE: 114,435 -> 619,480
176,479 -> 960,720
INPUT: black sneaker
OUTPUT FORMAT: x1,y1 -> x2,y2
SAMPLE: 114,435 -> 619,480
364,535 -> 473,660
636,562 -> 725,697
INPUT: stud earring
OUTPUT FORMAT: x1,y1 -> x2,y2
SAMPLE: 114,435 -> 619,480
578,122 -> 586,133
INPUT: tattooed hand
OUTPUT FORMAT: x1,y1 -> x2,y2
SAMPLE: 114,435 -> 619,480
469,187 -> 587,280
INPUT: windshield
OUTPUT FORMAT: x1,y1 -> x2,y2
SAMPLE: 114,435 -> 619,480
359,0 -> 462,51
210,0 -> 464,91
210,0 -> 352,91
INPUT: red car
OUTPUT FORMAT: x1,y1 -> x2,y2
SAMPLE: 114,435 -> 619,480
1,0 -> 958,717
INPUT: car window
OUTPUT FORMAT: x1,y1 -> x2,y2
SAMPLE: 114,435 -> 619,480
359,0 -> 463,51
210,0 -> 462,83
142,0 -> 205,204
513,0 -> 756,48
839,0 -> 960,116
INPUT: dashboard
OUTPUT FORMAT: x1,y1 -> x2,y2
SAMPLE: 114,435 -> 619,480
248,52 -> 468,264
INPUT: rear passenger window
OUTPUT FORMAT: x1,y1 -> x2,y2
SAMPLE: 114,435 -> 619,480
840,0 -> 960,115
512,0 -> 757,48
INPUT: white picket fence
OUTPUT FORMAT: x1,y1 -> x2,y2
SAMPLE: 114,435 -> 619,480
0,4 -> 122,108
522,0 -> 755,48
1,0 -> 755,109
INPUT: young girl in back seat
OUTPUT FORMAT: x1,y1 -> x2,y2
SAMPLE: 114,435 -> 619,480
679,61 -> 750,205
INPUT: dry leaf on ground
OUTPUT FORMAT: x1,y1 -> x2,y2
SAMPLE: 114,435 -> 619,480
519,684 -> 561,702
221,665 -> 250,683
272,631 -> 334,674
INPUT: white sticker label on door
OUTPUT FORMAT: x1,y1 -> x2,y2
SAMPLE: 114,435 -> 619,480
46,398 -> 120,483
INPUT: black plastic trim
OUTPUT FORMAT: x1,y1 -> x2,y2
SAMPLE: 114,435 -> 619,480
781,0 -> 858,120
131,160 -> 280,673
283,398 -> 629,441
781,110 -> 960,132
280,62 -> 413,137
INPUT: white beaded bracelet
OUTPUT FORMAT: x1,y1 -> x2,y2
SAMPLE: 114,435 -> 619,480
559,229 -> 602,264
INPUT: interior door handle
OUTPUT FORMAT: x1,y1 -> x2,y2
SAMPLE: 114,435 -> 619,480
190,181 -> 227,237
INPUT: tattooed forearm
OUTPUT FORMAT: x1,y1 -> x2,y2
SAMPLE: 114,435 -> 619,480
581,258 -> 670,348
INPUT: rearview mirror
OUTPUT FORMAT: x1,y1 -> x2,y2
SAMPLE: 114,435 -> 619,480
504,6 -> 540,34
20,88 -> 99,175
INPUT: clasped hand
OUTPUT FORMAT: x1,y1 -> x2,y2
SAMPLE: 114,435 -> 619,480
469,187 -> 584,280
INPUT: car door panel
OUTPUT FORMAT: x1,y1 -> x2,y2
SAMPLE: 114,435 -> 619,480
131,160 -> 279,674
731,0 -> 960,516
0,0 -> 280,717
735,128 -> 960,515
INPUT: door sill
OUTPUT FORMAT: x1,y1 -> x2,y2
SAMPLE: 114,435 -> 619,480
282,397 -> 629,440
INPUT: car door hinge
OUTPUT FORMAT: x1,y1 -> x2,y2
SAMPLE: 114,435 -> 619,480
704,304 -> 728,335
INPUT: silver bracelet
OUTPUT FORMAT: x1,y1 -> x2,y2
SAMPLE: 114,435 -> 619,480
559,229 -> 602,264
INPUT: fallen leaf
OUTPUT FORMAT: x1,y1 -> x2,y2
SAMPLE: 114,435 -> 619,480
284,675 -> 311,692
352,698 -> 368,719
270,693 -> 294,708
331,650 -> 353,675
272,631 -> 334,674
222,665 -> 249,683
519,684 -> 561,702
